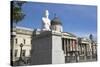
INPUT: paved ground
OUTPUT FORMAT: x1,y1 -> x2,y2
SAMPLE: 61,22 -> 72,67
65,56 -> 97,63
12,56 -> 97,66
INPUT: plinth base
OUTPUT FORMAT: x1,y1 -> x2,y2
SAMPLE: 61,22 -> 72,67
31,31 -> 65,65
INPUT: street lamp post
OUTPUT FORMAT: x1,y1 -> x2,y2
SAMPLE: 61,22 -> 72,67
16,43 -> 25,66
19,43 -> 23,61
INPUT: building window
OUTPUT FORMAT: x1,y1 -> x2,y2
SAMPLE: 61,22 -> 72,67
82,46 -> 85,55
68,39 -> 70,51
15,50 -> 18,57
22,50 -> 26,56
62,38 -> 64,51
23,39 -> 25,44
30,50 -> 32,56
31,40 -> 32,44
15,38 -> 17,44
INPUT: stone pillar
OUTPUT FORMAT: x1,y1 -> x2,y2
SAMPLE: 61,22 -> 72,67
67,39 -> 70,56
84,45 -> 86,61
72,40 -> 75,56
72,40 -> 75,51
70,39 -> 72,51
64,39 -> 66,56
66,39 -> 69,52
66,39 -> 70,62
72,40 -> 74,51
31,31 -> 65,65
89,43 -> 93,60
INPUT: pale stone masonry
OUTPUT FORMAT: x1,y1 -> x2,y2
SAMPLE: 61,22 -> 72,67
11,26 -> 97,63
11,26 -> 33,61
31,31 -> 65,64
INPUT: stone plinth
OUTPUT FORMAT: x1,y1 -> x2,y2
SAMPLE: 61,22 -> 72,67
31,31 -> 65,65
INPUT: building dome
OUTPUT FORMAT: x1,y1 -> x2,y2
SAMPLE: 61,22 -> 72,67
51,17 -> 62,25
51,16 -> 63,32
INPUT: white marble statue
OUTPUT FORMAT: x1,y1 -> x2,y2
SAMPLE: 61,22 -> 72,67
42,10 -> 51,31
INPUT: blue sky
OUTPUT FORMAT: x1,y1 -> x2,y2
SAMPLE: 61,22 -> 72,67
16,2 -> 97,38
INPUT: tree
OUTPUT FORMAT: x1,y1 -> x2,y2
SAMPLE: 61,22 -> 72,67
11,1 -> 26,24
11,1 -> 26,66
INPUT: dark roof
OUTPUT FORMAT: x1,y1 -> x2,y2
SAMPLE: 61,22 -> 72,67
51,17 -> 62,25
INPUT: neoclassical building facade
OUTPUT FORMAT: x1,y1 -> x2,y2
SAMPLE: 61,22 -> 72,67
11,26 -> 33,62
11,26 -> 97,63
11,10 -> 97,65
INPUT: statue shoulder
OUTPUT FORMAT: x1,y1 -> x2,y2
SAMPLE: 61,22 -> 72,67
42,17 -> 46,21
42,17 -> 50,23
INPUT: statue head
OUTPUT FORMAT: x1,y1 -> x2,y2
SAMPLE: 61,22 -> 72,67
44,10 -> 49,17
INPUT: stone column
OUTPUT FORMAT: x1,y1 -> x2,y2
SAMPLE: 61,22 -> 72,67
68,39 -> 70,56
66,39 -> 69,53
66,39 -> 70,62
72,40 -> 73,51
72,39 -> 75,51
70,39 -> 72,51
64,38 -> 66,56
84,45 -> 87,61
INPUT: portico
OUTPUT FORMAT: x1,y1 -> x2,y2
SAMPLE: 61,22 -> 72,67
62,32 -> 79,62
